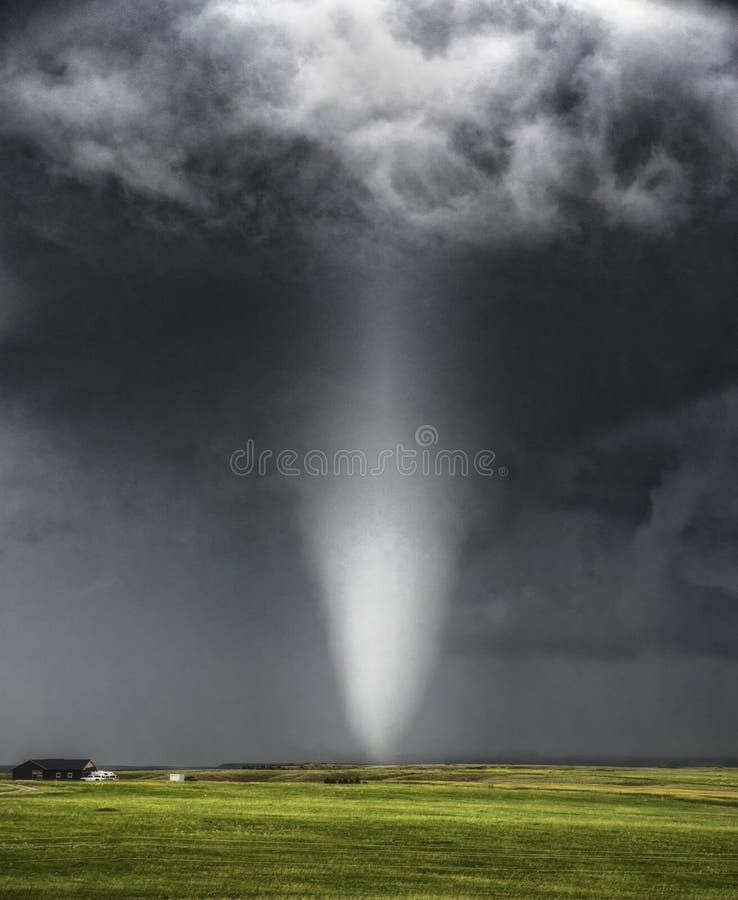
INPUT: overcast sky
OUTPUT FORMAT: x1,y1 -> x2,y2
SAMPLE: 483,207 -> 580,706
1,0 -> 737,765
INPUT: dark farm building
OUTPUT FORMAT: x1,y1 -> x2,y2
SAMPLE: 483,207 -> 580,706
12,759 -> 96,781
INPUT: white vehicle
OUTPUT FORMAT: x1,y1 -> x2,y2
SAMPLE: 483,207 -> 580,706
81,770 -> 118,781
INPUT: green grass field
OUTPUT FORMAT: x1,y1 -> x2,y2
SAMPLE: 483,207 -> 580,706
1,765 -> 737,897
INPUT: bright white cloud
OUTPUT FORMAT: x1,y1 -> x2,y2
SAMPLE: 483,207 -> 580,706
0,0 -> 735,244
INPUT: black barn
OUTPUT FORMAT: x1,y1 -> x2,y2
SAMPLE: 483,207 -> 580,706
12,759 -> 96,781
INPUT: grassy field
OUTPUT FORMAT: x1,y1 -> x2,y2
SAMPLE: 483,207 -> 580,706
1,765 -> 737,897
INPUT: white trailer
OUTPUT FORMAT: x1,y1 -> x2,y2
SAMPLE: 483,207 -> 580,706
81,770 -> 117,782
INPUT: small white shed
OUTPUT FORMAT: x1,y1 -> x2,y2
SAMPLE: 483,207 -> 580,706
169,773 -> 185,782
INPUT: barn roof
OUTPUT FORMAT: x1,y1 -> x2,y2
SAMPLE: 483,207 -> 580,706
20,759 -> 94,770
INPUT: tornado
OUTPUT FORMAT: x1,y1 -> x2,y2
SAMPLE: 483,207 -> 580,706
297,263 -> 459,757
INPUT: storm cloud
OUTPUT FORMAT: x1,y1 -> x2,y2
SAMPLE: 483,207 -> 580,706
0,0 -> 736,251
0,0 -> 736,764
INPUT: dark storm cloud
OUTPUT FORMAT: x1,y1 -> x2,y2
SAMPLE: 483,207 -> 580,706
451,387 -> 738,658
0,0 -> 735,415
0,0 -> 734,415
0,0 -> 737,762
0,0 -> 736,264
0,0 -> 734,393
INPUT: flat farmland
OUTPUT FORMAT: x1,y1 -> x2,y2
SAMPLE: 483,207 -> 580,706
1,765 -> 737,897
